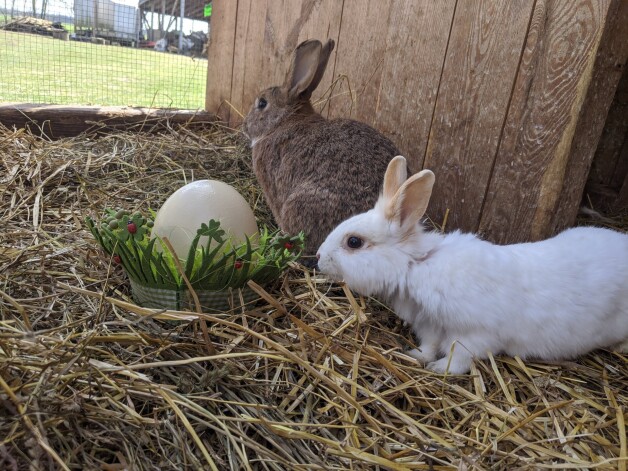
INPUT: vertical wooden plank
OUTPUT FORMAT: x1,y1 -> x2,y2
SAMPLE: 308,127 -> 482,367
229,0 -> 268,127
588,64 -> 628,193
479,0 -> 614,243
608,76 -> 628,194
238,0 -> 288,124
615,138 -> 628,211
562,0 -> 628,214
550,0 -> 628,231
372,0 -> 456,172
262,0 -> 343,115
610,130 -> 628,203
296,0 -> 344,112
327,0 -> 394,125
225,0 -> 343,127
206,0 -> 621,243
254,0 -> 301,113
423,0 -> 535,232
205,0 -> 238,119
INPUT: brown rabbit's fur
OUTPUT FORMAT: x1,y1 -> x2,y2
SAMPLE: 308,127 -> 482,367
243,39 -> 400,256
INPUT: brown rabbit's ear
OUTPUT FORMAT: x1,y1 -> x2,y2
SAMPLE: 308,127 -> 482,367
382,155 -> 408,201
306,39 -> 335,99
287,39 -> 334,100
387,170 -> 435,227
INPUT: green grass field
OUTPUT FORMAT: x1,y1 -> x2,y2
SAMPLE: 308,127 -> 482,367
0,30 -> 208,108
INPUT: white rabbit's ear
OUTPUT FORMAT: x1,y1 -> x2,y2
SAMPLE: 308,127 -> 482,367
382,156 -> 408,201
387,170 -> 435,227
287,39 -> 333,100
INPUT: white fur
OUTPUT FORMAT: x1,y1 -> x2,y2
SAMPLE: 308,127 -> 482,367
317,204 -> 628,374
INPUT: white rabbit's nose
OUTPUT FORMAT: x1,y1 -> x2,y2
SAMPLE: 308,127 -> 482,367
316,253 -> 321,261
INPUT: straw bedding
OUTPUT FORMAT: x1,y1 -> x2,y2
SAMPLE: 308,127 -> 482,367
0,121 -> 626,470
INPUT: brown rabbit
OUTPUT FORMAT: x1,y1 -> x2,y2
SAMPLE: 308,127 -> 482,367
243,39 -> 400,258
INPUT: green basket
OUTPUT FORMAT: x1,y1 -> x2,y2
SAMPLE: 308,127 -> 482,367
86,210 -> 304,314
129,280 -> 259,313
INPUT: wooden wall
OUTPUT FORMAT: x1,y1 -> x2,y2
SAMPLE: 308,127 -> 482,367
586,50 -> 628,213
206,0 -> 628,243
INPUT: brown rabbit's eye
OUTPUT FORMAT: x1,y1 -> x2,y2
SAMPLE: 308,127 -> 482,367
257,98 -> 267,109
347,236 -> 363,249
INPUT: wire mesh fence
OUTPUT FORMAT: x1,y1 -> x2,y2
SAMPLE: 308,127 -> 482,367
0,0 -> 210,109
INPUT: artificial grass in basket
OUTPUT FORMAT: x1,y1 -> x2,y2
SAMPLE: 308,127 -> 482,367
85,208 -> 304,312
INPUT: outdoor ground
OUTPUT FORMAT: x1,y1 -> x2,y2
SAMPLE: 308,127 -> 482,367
0,30 -> 207,108
0,122 -> 626,470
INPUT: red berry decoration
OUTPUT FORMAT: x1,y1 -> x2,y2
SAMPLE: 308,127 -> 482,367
234,260 -> 243,269
113,255 -> 122,264
127,221 -> 137,234
284,242 -> 294,250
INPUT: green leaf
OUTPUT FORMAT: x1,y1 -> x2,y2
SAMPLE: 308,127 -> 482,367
184,231 -> 202,277
139,238 -> 157,285
87,210 -> 305,293
112,240 -> 143,282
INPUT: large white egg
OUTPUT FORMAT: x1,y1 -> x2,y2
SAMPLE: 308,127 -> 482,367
152,180 -> 258,259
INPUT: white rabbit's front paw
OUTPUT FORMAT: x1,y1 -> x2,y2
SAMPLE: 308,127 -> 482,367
406,347 -> 438,364
427,356 -> 472,375
614,339 -> 628,353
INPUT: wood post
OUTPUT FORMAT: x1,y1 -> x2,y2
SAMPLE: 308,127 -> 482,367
0,104 -> 216,138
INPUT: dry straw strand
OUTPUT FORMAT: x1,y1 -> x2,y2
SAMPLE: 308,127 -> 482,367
0,122 -> 626,470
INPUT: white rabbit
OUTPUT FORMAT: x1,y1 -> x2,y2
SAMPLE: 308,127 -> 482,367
317,156 -> 628,374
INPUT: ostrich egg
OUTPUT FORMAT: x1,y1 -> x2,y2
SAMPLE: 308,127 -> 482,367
152,180 -> 258,259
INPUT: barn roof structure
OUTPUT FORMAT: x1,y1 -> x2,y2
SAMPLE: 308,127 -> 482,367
139,0 -> 209,21
139,0 -> 209,39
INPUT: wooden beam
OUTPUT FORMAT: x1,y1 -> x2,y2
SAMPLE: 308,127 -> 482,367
160,0 -> 165,35
0,104 -> 217,138
205,0 -> 239,122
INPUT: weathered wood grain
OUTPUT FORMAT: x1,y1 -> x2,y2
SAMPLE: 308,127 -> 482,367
479,0 -> 613,243
224,0 -> 343,127
204,0 -> 623,242
423,0 -> 534,232
0,104 -> 216,138
550,0 -> 628,232
262,0 -> 343,116
205,0 -> 239,122
229,0 -> 265,127
371,0 -> 456,172
296,0 -> 344,114
327,0 -> 394,124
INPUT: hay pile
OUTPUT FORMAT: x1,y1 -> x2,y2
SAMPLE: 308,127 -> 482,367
0,122 -> 626,470
1,16 -> 67,36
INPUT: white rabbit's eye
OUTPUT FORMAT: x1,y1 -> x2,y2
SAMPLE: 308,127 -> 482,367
347,236 -> 363,249
257,98 -> 268,109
